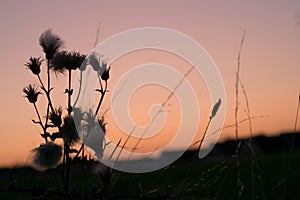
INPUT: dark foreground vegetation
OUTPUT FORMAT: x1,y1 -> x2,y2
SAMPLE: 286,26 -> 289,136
1,132 -> 300,200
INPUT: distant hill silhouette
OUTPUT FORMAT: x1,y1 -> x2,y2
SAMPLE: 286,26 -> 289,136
177,132 -> 300,161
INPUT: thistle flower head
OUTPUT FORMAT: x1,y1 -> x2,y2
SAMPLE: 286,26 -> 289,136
39,29 -> 64,60
25,57 -> 42,75
88,52 -> 102,71
23,84 -> 41,103
61,116 -> 80,144
101,65 -> 110,81
51,51 -> 86,73
31,142 -> 62,171
49,107 -> 63,127
88,52 -> 110,80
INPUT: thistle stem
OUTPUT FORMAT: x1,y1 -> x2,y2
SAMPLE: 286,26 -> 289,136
64,69 -> 73,199
37,74 -> 46,91
33,103 -> 43,129
38,74 -> 54,113
68,69 -> 72,115
73,71 -> 82,107
94,80 -> 107,118
33,102 -> 47,143
45,60 -> 51,135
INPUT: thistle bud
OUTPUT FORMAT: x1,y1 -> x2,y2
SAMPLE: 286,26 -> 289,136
25,57 -> 42,75
49,107 -> 63,127
23,84 -> 41,104
101,66 -> 111,81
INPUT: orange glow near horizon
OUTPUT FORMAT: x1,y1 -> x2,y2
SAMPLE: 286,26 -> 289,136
103,49 -> 208,153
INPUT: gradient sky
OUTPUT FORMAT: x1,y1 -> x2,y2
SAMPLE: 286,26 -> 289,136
0,0 -> 300,167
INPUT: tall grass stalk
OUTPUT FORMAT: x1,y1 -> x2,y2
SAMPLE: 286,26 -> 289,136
281,91 -> 300,199
128,65 -> 195,159
235,31 -> 245,200
239,77 -> 265,199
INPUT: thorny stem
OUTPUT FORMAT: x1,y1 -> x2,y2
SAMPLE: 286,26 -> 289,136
73,71 -> 82,107
45,60 -> 51,134
94,80 -> 107,118
37,74 -> 46,92
40,60 -> 53,143
72,71 -> 84,159
67,69 -> 72,115
98,73 -> 104,92
63,69 -> 73,199
38,74 -> 54,113
33,103 -> 43,129
33,102 -> 47,143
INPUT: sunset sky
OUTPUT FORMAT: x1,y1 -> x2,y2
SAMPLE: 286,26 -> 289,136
0,0 -> 300,167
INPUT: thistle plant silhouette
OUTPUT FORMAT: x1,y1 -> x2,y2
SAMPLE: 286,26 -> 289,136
22,29 -> 226,200
20,29 -> 273,200
23,29 -> 110,199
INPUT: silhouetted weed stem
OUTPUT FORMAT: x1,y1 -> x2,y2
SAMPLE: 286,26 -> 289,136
198,98 -> 221,154
23,30 -> 100,199
235,31 -> 245,200
281,91 -> 300,199
33,102 -> 45,130
113,66 -> 195,197
194,115 -> 269,142
67,69 -> 72,115
72,71 -> 82,107
64,68 -> 74,199
37,74 -> 46,92
198,117 -> 212,154
44,60 -> 51,143
176,99 -> 221,195
294,91 -> 300,132
239,77 -> 266,200
239,76 -> 254,199
95,79 -> 108,118
128,65 -> 195,161
64,102 -> 71,197
37,73 -> 55,112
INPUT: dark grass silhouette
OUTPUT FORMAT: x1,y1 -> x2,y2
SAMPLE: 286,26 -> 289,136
1,133 -> 300,199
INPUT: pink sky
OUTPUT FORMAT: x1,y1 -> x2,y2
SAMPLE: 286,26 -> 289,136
0,0 -> 300,167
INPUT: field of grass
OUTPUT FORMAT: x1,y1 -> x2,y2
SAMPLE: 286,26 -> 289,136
1,150 -> 299,199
